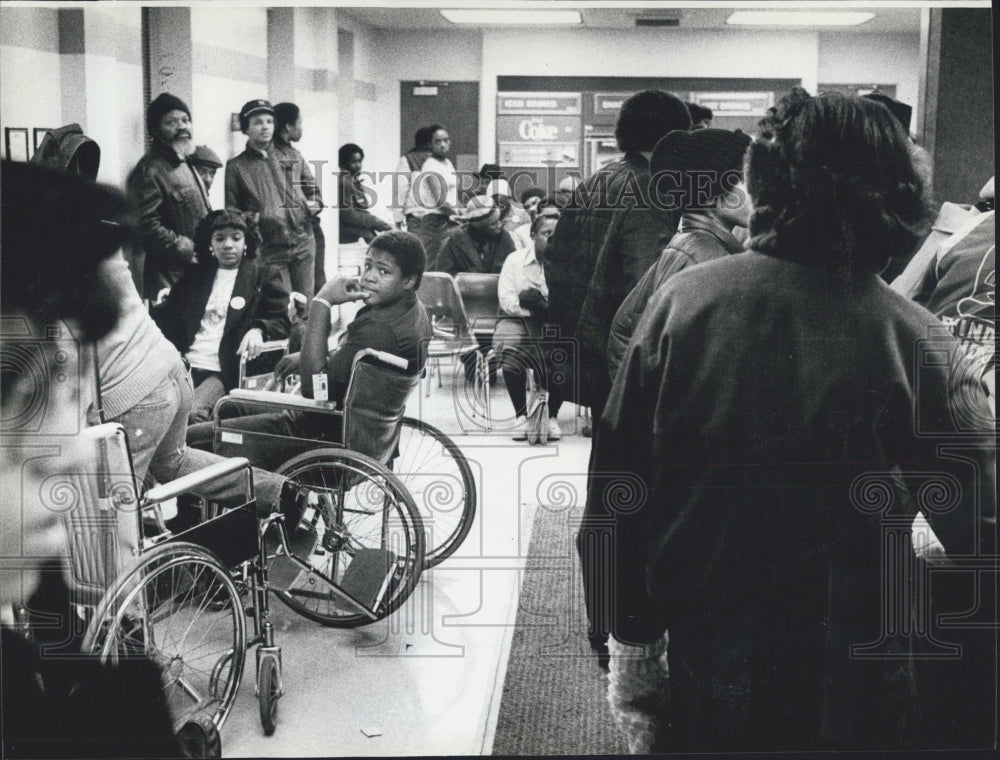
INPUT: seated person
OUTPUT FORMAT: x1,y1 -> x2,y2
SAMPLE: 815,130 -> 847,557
155,209 -> 290,423
338,143 -> 392,244
434,195 -> 517,276
488,178 -> 533,249
188,230 -> 432,466
493,212 -> 565,440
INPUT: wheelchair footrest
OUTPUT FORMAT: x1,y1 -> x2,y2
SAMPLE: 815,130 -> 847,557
339,548 -> 398,612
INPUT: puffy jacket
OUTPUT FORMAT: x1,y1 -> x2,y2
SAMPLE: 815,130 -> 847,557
546,153 -> 676,403
125,140 -> 210,300
607,212 -> 745,377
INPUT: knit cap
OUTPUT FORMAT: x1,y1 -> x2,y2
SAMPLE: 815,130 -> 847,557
650,128 -> 752,210
146,92 -> 191,136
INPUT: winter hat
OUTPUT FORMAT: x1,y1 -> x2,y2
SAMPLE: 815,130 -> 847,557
450,195 -> 500,224
189,145 -> 223,169
30,124 -> 100,181
650,128 -> 752,210
239,99 -> 274,132
146,92 -> 191,137
862,93 -> 912,133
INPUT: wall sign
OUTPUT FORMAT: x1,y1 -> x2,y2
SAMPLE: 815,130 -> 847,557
689,92 -> 774,117
497,92 -> 582,116
496,115 -> 580,143
592,92 -> 633,116
498,141 -> 579,168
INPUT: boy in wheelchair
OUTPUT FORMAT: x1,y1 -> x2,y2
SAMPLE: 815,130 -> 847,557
187,230 -> 432,469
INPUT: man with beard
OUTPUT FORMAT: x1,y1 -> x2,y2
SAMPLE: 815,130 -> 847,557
126,93 -> 210,302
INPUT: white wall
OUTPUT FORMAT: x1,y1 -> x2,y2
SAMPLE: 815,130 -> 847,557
0,8 -> 62,156
818,32 -> 921,130
82,6 -> 143,185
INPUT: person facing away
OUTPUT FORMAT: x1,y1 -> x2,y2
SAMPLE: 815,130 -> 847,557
588,90 -> 996,753
606,127 -> 752,377
225,98 -> 317,298
126,92 -> 210,302
154,209 -> 290,424
434,195 -> 517,276
338,142 -> 392,244
545,89 -> 692,417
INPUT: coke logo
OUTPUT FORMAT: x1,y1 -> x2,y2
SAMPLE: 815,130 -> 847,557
518,120 -> 559,141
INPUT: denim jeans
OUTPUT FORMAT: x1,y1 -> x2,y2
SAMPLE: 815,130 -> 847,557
263,233 -> 316,299
107,358 -> 285,512
188,368 -> 226,424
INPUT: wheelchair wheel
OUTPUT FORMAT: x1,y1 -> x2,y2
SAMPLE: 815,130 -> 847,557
83,542 -> 246,733
257,655 -> 280,736
272,448 -> 425,627
395,417 -> 477,567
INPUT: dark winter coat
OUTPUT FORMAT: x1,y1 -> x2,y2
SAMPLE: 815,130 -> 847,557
155,258 -> 290,390
607,211 -> 744,377
126,140 -> 211,300
545,153 -> 676,404
585,250 -> 996,750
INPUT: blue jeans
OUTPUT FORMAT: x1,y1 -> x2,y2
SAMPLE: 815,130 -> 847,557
107,359 -> 285,512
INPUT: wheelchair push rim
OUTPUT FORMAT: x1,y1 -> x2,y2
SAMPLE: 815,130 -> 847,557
394,417 -> 477,568
83,542 -> 247,734
270,447 -> 425,628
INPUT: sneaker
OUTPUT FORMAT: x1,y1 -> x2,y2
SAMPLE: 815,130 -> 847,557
547,418 -> 562,441
512,415 -> 528,441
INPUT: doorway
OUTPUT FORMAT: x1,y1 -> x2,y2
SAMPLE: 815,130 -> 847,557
400,81 -> 479,175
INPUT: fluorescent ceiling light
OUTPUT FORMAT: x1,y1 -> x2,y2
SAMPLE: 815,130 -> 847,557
727,11 -> 874,27
441,9 -> 582,25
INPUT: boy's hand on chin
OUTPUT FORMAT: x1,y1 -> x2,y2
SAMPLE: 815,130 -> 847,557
317,276 -> 368,305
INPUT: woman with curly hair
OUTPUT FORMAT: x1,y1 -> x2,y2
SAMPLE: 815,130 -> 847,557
155,209 -> 290,423
590,91 -> 996,752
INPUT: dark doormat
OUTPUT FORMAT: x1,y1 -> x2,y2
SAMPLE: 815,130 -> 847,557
491,505 -> 627,755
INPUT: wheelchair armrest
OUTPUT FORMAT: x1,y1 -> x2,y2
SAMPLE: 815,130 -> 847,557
353,348 -> 409,371
228,388 -> 338,411
143,457 -> 252,506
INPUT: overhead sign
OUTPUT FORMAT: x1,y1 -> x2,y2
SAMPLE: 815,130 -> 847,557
496,115 -> 581,143
497,92 -> 582,116
593,92 -> 633,116
498,141 -> 580,168
689,91 -> 774,117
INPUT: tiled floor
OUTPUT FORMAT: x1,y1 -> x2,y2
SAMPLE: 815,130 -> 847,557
222,365 -> 593,757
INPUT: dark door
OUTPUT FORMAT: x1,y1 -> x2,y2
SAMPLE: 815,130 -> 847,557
400,81 -> 480,175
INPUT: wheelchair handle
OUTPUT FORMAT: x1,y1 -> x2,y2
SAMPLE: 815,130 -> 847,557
143,457 -> 252,505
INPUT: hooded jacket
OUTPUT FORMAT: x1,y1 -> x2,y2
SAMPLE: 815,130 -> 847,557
30,124 -> 100,180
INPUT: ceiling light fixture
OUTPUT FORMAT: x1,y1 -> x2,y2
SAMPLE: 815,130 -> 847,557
440,9 -> 582,25
726,11 -> 874,27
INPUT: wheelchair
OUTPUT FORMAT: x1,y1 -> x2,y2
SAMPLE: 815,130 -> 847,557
59,423 -> 285,738
206,348 -> 476,628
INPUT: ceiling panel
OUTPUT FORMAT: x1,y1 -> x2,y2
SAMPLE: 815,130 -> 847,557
338,5 -> 922,33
